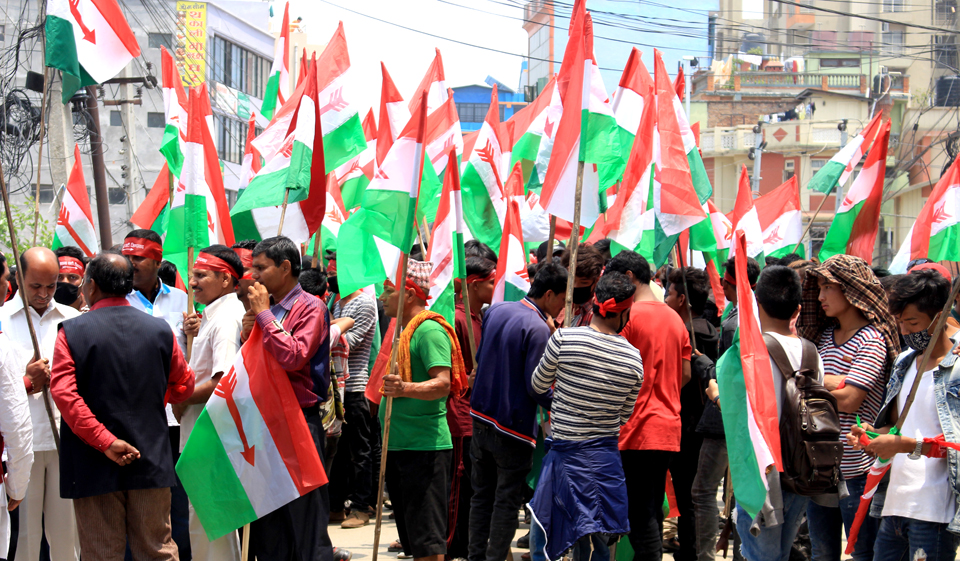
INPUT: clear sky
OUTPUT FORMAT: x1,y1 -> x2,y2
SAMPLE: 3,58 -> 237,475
281,0 -> 718,115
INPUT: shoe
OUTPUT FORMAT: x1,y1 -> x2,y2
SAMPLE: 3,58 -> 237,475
662,537 -> 680,552
388,541 -> 404,553
397,553 -> 413,559
333,548 -> 353,561
517,532 -> 530,549
341,509 -> 371,528
329,510 -> 347,523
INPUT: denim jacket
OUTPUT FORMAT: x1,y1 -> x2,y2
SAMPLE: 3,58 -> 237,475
871,336 -> 960,534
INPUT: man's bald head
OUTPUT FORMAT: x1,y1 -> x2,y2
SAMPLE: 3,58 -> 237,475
20,247 -> 60,314
85,253 -> 134,301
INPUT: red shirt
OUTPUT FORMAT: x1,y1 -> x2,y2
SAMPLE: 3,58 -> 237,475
618,300 -> 691,452
50,297 -> 195,452
447,302 -> 482,438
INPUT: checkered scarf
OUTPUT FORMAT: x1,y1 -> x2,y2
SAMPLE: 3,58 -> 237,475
797,255 -> 901,380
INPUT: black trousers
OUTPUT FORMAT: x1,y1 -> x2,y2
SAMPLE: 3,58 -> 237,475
670,432 -> 703,561
249,409 -> 333,561
621,449 -> 676,561
386,450 -> 452,559
467,422 -> 534,561
329,392 -> 376,512
448,435 -> 474,559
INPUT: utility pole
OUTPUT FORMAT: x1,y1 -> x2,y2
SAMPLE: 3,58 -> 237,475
85,86 -> 112,249
46,74 -> 72,197
835,119 -> 849,213
118,64 -> 142,223
751,120 -> 763,195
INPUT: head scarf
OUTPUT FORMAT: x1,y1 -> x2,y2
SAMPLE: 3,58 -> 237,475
797,254 -> 901,379
405,259 -> 433,302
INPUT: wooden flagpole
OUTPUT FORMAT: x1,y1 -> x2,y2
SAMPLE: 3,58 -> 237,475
674,240 -> 698,354
277,188 -> 291,236
240,522 -> 250,560
311,228 -> 322,269
563,161 -> 586,327
0,144 -> 59,452
372,91 -> 429,561
792,186 -> 833,255
546,215 -> 557,264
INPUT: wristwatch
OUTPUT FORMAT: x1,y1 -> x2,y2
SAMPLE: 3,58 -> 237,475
908,439 -> 924,460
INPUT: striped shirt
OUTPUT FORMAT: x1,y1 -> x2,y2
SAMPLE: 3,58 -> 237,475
532,327 -> 644,441
818,325 -> 887,478
333,292 -> 378,392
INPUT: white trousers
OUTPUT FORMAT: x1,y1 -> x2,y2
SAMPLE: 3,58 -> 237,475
188,501 -> 240,561
14,449 -> 79,561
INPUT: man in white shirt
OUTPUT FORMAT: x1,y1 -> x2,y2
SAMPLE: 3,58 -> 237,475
120,229 -> 191,557
178,245 -> 245,560
0,329 -> 33,560
0,247 -> 80,561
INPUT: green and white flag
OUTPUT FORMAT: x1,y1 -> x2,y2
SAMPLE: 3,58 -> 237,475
260,1 -> 290,122
890,156 -> 960,272
460,84 -> 508,255
808,113 -> 882,194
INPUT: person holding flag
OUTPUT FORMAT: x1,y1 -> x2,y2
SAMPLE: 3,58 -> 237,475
797,255 -> 900,561
849,269 -> 960,561
246,235 -> 333,560
176,245 -> 246,560
49,252 -> 195,558
54,247 -> 88,311
380,259 -> 468,561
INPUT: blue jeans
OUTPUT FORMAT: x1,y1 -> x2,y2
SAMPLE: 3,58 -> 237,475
531,520 -> 547,561
807,474 -> 878,561
735,491 -> 809,561
873,516 -> 960,561
572,534 -> 610,561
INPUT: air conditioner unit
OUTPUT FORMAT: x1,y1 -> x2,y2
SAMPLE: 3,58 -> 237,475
882,22 -> 890,32
880,65 -> 889,74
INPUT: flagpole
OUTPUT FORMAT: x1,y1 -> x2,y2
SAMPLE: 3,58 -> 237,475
32,68 -> 51,245
277,188 -> 291,236
240,523 -> 250,561
0,144 -> 60,453
674,240 -> 698,354
373,91 -> 429,561
311,228 -> 322,269
563,161 -> 586,327
546,215 -> 557,263
186,246 -> 195,362
422,216 -> 432,246
461,283 -> 479,366
792,187 -> 834,255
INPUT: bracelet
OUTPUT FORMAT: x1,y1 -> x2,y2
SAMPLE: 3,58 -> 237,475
24,378 -> 33,394
712,395 -> 720,405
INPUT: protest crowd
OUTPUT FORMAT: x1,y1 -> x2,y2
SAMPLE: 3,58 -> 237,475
4,0 -> 960,560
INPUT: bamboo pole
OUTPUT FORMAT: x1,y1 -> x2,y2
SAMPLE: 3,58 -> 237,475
186,246 -> 195,362
32,68 -> 51,245
563,161 -> 586,327
0,144 -> 59,452
277,189 -> 291,236
792,187 -> 834,256
311,228 -> 322,269
461,283 -> 479,366
546,215 -> 557,264
240,523 -> 250,560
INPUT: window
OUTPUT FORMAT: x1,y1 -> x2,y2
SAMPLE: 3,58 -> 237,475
820,58 -> 861,68
936,0 -> 957,25
110,111 -> 122,126
936,35 -> 959,70
811,159 -> 826,173
209,36 -> 270,98
215,114 -> 246,165
148,33 -> 172,50
455,102 -> 505,124
147,112 -> 165,128
108,187 -> 127,205
32,184 -> 53,204
883,26 -> 904,57
784,160 -> 796,183
882,0 -> 904,12
0,25 -> 6,43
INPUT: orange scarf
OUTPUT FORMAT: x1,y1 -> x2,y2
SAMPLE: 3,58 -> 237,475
397,310 -> 467,398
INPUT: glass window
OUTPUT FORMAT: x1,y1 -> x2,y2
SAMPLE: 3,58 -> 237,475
32,184 -> 53,204
148,33 -> 172,50
108,187 -> 127,205
208,35 -> 271,98
883,30 -> 904,56
110,111 -> 122,126
147,112 -> 165,128
882,0 -> 904,12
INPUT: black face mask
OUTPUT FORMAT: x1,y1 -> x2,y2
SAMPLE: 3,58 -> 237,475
54,282 -> 80,306
616,313 -> 629,334
572,285 -> 594,305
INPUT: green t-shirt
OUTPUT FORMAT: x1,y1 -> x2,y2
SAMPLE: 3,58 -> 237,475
380,319 -> 453,451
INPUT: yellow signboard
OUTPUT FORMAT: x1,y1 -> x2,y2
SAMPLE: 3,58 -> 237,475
176,1 -> 207,88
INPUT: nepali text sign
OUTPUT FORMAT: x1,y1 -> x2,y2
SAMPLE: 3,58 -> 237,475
176,1 -> 207,87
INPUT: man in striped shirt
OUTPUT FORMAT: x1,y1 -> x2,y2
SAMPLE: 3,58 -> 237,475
799,256 -> 900,561
528,271 -> 643,561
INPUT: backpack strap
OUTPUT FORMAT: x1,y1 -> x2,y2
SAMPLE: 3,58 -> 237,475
797,338 -> 820,376
764,333 -> 795,380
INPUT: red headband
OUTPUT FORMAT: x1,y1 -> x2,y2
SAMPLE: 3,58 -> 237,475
723,270 -> 756,289
466,271 -> 495,284
194,252 -> 239,279
58,256 -> 85,276
122,238 -> 163,262
597,297 -> 633,317
233,248 -> 253,268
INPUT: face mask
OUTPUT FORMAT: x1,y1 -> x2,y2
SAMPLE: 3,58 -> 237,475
572,285 -> 594,305
616,313 -> 629,334
903,313 -> 940,353
54,282 -> 80,306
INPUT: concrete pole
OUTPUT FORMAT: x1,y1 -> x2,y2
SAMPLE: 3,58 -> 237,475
835,126 -> 849,213
120,64 -> 142,222
685,64 -> 692,119
752,124 -> 763,196
46,74 -> 73,197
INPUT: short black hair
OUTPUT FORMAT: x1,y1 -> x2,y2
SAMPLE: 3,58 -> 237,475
299,268 -> 329,298
606,250 -> 652,285
200,244 -> 244,283
87,254 -> 134,296
561,243 -> 604,281
889,269 -> 951,318
724,255 -> 761,285
466,255 -> 495,278
528,262 -> 567,299
592,271 -> 635,318
668,267 -> 710,316
301,256 -> 315,272
158,261 -> 178,288
464,240 -> 496,264
779,253 -> 803,266
765,256 -> 781,268
54,246 -> 87,266
755,265 -> 802,321
592,239 -> 613,264
125,229 -> 162,246
253,236 -> 301,278
409,243 -> 425,262
232,239 -> 258,251
535,240 -> 565,263
880,273 -> 904,293
872,267 -> 892,279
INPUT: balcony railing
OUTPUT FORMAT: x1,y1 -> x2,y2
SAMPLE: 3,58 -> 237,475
699,122 -> 850,154
693,71 -> 909,94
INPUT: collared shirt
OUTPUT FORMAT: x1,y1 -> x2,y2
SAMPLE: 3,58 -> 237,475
0,330 -> 33,501
0,298 -> 80,451
127,280 -> 188,426
255,284 -> 327,408
180,293 -> 244,450
50,297 -> 195,452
